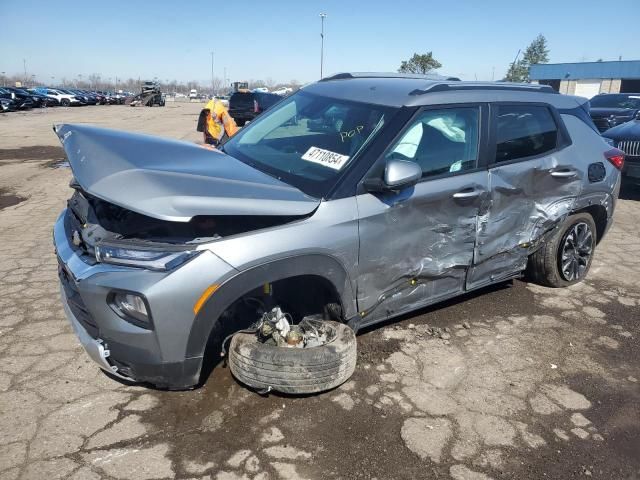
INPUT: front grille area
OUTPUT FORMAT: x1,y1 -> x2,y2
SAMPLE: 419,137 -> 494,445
617,140 -> 640,161
58,258 -> 99,338
592,117 -> 611,133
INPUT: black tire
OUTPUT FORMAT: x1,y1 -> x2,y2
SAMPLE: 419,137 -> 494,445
526,212 -> 597,288
61,98 -> 70,107
228,321 -> 357,394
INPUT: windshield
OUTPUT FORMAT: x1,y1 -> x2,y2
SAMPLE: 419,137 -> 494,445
223,90 -> 395,198
590,94 -> 640,109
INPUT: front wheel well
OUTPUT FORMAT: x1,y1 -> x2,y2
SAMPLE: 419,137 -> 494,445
218,275 -> 344,329
574,204 -> 608,244
198,274 -> 344,384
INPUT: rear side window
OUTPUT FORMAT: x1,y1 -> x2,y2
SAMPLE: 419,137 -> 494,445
495,105 -> 558,162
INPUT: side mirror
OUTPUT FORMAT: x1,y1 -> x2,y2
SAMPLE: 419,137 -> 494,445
364,159 -> 422,192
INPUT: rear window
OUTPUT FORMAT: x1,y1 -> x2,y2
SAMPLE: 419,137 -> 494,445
495,105 -> 558,163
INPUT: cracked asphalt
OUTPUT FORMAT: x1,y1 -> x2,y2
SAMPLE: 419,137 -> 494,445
0,104 -> 638,480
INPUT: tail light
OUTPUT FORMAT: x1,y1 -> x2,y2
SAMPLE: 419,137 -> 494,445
605,148 -> 625,170
253,99 -> 259,113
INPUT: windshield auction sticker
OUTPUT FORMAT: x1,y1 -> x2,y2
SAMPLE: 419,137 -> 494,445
301,147 -> 350,170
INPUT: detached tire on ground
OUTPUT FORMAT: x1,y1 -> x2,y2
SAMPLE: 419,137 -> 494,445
228,321 -> 357,394
527,212 -> 597,288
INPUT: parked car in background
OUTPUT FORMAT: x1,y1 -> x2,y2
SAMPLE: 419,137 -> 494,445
0,87 -> 34,109
589,93 -> 640,133
214,95 -> 230,107
271,87 -> 293,96
70,89 -> 96,105
189,89 -> 198,99
252,87 -> 269,93
603,111 -> 640,185
228,90 -> 282,125
27,88 -> 60,106
53,74 -> 621,389
4,87 -> 46,108
44,88 -> 82,106
0,97 -> 17,112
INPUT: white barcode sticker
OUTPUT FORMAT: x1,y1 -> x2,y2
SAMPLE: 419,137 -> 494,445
301,146 -> 350,170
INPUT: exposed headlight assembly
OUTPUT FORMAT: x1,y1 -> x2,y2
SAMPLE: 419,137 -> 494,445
95,243 -> 201,271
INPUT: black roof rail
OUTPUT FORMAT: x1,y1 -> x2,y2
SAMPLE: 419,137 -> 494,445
320,73 -> 557,95
408,81 -> 558,96
320,72 -> 461,82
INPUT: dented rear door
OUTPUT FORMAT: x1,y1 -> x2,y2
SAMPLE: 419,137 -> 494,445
467,103 -> 583,289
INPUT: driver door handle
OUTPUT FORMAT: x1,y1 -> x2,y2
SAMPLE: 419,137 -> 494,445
452,187 -> 483,199
550,168 -> 577,178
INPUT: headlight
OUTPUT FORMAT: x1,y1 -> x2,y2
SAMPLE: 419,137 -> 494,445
109,291 -> 151,328
95,243 -> 201,271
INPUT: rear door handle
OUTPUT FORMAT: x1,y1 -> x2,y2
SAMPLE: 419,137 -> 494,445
550,168 -> 577,178
452,187 -> 483,199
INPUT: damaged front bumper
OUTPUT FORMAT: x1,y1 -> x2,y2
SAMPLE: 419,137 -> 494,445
60,287 -> 131,381
54,209 -> 237,389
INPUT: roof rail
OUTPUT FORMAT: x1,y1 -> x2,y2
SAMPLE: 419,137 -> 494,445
408,81 -> 558,95
320,73 -> 557,94
320,72 -> 461,82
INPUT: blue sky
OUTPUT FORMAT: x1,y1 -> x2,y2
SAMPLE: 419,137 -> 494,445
1,0 -> 638,85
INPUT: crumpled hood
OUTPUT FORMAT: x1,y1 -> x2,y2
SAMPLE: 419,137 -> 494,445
54,124 -> 319,222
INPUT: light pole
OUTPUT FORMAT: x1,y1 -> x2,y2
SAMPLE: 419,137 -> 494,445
211,52 -> 216,95
1,72 -> 5,87
319,13 -> 327,79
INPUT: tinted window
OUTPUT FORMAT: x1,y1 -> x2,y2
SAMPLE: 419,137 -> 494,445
386,107 -> 480,178
589,94 -> 640,109
495,105 -> 558,162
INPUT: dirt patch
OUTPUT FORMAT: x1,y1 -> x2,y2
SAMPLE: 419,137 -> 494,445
0,145 -> 65,164
0,189 -> 26,210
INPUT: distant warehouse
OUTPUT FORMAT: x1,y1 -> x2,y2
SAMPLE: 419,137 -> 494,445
530,60 -> 640,97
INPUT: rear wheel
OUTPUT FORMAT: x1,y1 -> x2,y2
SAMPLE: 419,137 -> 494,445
526,212 -> 596,287
61,98 -> 70,107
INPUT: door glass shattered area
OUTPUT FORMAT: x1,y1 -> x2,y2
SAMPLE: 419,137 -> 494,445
225,91 -> 395,197
386,107 -> 480,178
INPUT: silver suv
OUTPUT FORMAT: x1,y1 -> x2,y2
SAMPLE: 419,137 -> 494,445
54,73 -> 623,389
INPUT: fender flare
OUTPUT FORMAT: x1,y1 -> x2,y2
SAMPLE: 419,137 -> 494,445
185,254 -> 357,358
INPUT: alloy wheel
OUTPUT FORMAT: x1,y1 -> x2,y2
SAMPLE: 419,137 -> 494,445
560,222 -> 594,281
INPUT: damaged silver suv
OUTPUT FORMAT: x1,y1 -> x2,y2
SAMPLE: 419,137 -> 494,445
54,73 -> 623,389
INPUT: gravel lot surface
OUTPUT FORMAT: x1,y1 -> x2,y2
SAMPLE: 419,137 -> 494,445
0,104 -> 638,480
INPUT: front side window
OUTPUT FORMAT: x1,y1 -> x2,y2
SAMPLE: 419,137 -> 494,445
223,91 -> 395,198
386,107 -> 480,178
495,105 -> 558,162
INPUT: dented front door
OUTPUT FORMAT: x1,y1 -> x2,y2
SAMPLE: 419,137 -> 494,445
355,105 -> 488,325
